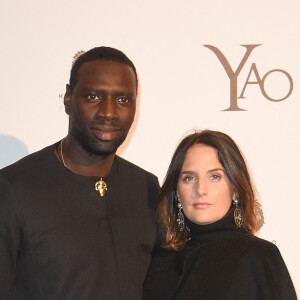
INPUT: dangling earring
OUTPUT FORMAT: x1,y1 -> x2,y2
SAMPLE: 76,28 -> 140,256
233,195 -> 243,227
176,193 -> 185,232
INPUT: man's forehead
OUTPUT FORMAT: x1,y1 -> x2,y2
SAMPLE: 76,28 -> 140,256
77,60 -> 135,82
79,59 -> 132,72
75,59 -> 137,91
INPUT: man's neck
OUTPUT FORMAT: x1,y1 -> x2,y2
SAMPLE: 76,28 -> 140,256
58,137 -> 116,177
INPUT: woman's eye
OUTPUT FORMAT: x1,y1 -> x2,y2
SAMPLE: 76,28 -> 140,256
210,174 -> 221,182
182,176 -> 195,182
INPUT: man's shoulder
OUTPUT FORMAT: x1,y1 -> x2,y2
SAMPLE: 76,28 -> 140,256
0,143 -> 57,180
115,155 -> 158,180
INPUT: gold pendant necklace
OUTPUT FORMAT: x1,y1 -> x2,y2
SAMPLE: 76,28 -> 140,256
95,178 -> 107,197
60,139 -> 108,197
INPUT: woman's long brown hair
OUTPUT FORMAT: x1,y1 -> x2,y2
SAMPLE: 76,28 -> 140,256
158,130 -> 259,251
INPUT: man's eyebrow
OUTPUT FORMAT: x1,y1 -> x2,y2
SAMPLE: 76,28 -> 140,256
80,88 -> 98,92
80,87 -> 136,96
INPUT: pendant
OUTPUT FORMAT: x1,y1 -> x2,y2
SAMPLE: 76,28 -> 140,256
95,178 -> 107,197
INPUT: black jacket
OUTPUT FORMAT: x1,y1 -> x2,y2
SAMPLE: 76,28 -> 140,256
143,211 -> 297,300
0,143 -> 160,299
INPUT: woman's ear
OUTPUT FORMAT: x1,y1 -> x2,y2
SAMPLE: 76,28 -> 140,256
232,191 -> 239,200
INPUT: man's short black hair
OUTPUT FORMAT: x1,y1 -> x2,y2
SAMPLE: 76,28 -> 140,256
69,46 -> 138,92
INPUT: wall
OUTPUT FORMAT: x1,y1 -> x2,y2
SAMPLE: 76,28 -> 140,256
0,0 -> 299,292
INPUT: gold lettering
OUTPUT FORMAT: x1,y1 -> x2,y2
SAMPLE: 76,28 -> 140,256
204,44 -> 261,111
240,67 -> 293,102
261,69 -> 293,102
239,63 -> 262,98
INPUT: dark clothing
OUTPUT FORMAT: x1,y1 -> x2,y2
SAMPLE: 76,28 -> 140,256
143,211 -> 297,300
0,143 -> 160,299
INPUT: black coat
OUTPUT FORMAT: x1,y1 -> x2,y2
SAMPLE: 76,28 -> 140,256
0,143 -> 160,299
143,211 -> 297,300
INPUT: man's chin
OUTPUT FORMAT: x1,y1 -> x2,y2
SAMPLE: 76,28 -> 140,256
82,139 -> 124,156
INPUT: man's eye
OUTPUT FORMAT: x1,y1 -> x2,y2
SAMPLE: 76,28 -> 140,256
118,97 -> 130,104
87,94 -> 100,101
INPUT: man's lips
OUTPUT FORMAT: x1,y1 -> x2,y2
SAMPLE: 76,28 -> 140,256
193,202 -> 212,209
91,127 -> 121,141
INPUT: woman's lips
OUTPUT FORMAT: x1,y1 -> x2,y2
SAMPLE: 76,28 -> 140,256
193,202 -> 212,209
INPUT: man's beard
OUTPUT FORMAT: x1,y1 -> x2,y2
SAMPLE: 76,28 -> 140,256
70,116 -> 129,157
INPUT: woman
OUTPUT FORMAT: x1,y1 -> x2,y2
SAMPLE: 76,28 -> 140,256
143,130 -> 297,300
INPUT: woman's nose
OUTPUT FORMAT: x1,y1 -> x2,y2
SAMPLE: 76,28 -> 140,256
193,178 -> 207,198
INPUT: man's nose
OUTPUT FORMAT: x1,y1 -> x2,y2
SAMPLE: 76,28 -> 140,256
97,98 -> 118,120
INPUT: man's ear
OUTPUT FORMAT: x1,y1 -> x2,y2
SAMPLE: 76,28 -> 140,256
64,84 -> 72,115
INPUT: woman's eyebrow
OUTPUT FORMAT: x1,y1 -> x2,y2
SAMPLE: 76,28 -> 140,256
179,170 -> 197,176
208,168 -> 225,173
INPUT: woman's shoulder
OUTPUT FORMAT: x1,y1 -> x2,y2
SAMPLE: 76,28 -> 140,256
236,232 -> 288,269
146,243 -> 190,277
239,233 -> 280,256
143,245 -> 182,299
236,233 -> 297,298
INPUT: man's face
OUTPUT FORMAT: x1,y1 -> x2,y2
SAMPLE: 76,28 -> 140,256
64,59 -> 137,156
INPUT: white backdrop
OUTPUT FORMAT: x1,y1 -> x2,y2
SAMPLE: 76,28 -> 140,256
0,0 -> 299,293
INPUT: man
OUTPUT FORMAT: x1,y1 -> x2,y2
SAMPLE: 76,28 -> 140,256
0,47 -> 160,299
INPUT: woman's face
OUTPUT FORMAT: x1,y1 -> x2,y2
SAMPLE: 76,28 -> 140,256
177,143 -> 232,225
